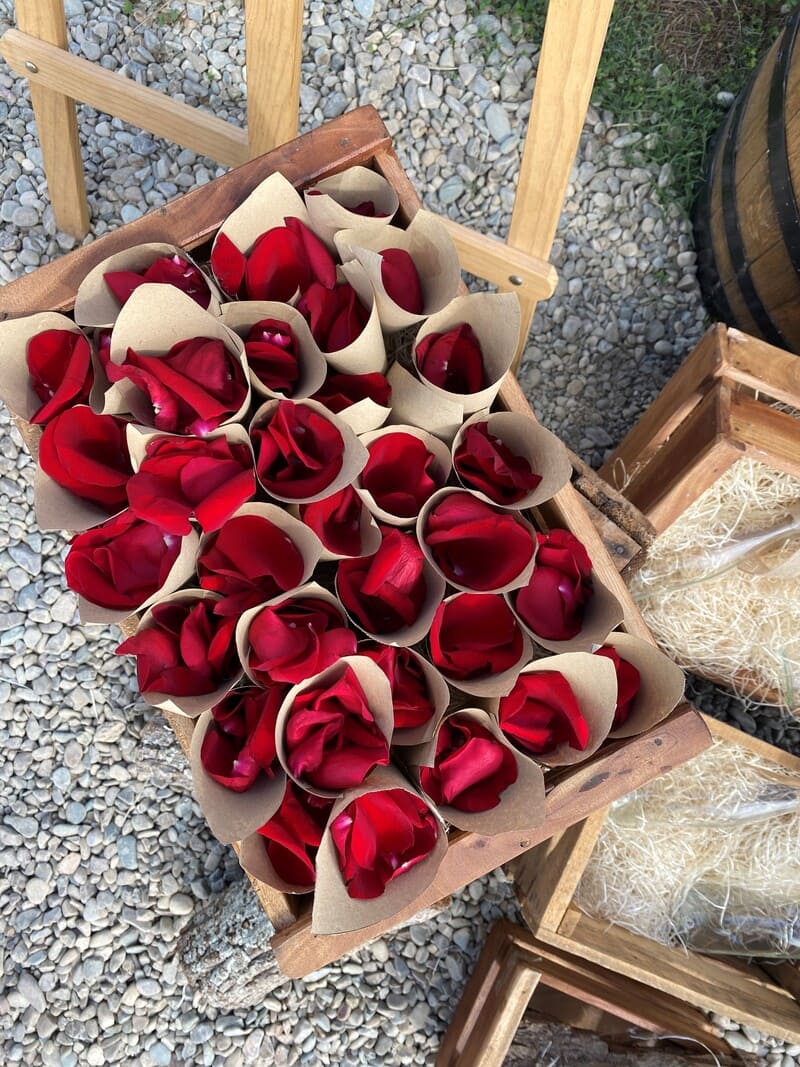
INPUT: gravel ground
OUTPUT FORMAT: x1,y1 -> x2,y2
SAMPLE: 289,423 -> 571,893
1,0 -> 798,1064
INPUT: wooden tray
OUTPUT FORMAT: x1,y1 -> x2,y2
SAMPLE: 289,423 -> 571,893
512,715 -> 800,1043
0,104 -> 710,977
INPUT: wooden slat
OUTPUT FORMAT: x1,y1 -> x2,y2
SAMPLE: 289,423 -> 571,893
11,1 -> 89,239
438,217 -> 558,302
0,29 -> 249,169
245,0 -> 303,157
0,105 -> 392,318
270,705 -> 709,977
730,390 -> 800,479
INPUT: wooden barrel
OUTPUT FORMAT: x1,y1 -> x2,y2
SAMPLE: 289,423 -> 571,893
695,10 -> 800,353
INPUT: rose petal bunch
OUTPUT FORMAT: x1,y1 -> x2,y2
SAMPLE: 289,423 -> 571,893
420,714 -> 518,812
104,254 -> 212,308
200,685 -> 283,791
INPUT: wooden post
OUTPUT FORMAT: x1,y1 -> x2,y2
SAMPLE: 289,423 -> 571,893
245,0 -> 303,158
15,0 -> 89,239
508,0 -> 615,370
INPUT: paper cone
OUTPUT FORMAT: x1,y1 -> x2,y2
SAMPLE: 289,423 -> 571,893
385,361 -> 464,443
0,313 -> 88,423
598,632 -> 685,740
507,560 -> 624,655
327,396 -> 392,436
88,328 -> 112,414
213,170 -> 311,261
491,652 -> 618,767
334,210 -> 461,333
249,397 -> 369,505
131,589 -> 244,718
275,655 -> 395,799
125,420 -> 254,475
303,166 -> 399,248
287,498 -> 383,563
319,261 -> 386,373
412,291 -> 521,414
235,581 -> 350,688
408,707 -> 546,835
430,591 -> 533,698
311,764 -> 448,935
220,300 -> 327,400
34,460 -> 127,534
102,285 -> 250,428
73,243 -> 222,328
356,425 -> 452,528
452,409 -> 573,510
417,486 -> 537,594
237,783 -> 323,896
77,525 -> 200,626
363,645 -> 451,748
189,708 -> 287,845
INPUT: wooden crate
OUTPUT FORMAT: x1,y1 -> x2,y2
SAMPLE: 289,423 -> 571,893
512,715 -> 800,1043
600,323 -> 800,533
0,105 -> 710,976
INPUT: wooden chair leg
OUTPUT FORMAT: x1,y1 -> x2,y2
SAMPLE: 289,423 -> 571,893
15,0 -> 89,238
245,0 -> 303,158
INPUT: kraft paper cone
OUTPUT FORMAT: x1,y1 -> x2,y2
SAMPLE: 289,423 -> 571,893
491,652 -> 618,768
431,591 -> 533,698
408,707 -> 546,836
73,243 -> 222,328
237,782 -> 321,895
452,409 -> 573,511
77,525 -> 200,626
417,487 -> 537,594
287,499 -> 382,563
507,557 -> 624,655
366,646 -> 451,748
220,300 -> 327,400
356,425 -> 452,528
334,210 -> 461,333
249,397 -> 369,505
336,551 -> 447,649
598,632 -> 685,740
103,285 -> 250,427
131,589 -> 244,718
235,581 -> 349,688
213,170 -> 311,261
189,708 -> 287,845
0,312 -> 87,423
320,260 -> 386,373
303,166 -> 399,248
275,655 -> 395,799
385,361 -> 464,443
34,455 -> 126,534
412,291 -> 521,414
311,764 -> 448,935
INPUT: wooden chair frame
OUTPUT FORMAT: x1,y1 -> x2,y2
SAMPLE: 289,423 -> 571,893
0,0 -> 616,363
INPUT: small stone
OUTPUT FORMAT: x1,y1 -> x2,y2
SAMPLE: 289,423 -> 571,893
65,801 -> 87,825
725,1033 -> 756,1053
370,939 -> 389,963
716,90 -> 736,107
12,206 -> 39,228
168,893 -> 194,916
96,721 -> 126,743
561,315 -> 582,342
117,835 -> 137,870
120,205 -> 143,224
485,103 -> 511,143
613,130 -> 643,148
353,0 -> 374,15
25,878 -> 50,905
438,176 -> 465,205
136,977 -> 161,998
148,1042 -> 171,1066
18,972 -> 46,1013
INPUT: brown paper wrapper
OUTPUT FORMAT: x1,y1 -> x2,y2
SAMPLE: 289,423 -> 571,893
432,590 -> 533,698
490,651 -> 618,767
249,397 -> 369,505
286,500 -> 382,563
598,632 -> 685,740
336,554 -> 447,649
452,409 -> 573,510
407,707 -> 546,835
219,300 -> 328,400
73,242 -> 222,328
103,285 -> 250,427
311,764 -> 449,935
323,260 -> 387,373
329,396 -> 392,436
303,166 -> 399,249
234,581 -> 349,688
77,525 -> 200,626
34,447 -> 126,534
334,210 -> 462,333
189,708 -> 287,845
356,425 -> 452,528
274,655 -> 395,798
0,312 -> 88,423
417,486 -> 537,594
507,559 -> 624,655
385,361 -> 464,443
412,291 -> 521,414
131,588 -> 244,718
213,170 -> 310,263
237,788 -> 319,896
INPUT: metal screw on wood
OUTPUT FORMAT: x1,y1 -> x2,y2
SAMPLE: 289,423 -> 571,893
508,275 -> 523,286
25,61 -> 38,73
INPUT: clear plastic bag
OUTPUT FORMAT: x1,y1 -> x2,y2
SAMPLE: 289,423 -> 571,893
674,884 -> 800,958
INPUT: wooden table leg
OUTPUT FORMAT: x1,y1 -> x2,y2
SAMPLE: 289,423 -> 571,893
15,0 -> 89,239
245,0 -> 303,158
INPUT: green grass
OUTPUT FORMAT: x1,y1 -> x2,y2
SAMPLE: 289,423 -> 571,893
471,0 -> 788,211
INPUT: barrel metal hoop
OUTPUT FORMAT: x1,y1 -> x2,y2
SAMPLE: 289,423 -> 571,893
720,49 -> 790,348
767,7 -> 800,272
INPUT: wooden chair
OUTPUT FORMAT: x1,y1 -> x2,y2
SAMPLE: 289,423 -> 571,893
0,0 -> 614,364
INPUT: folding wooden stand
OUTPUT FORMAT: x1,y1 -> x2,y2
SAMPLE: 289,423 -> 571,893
0,0 -> 615,362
